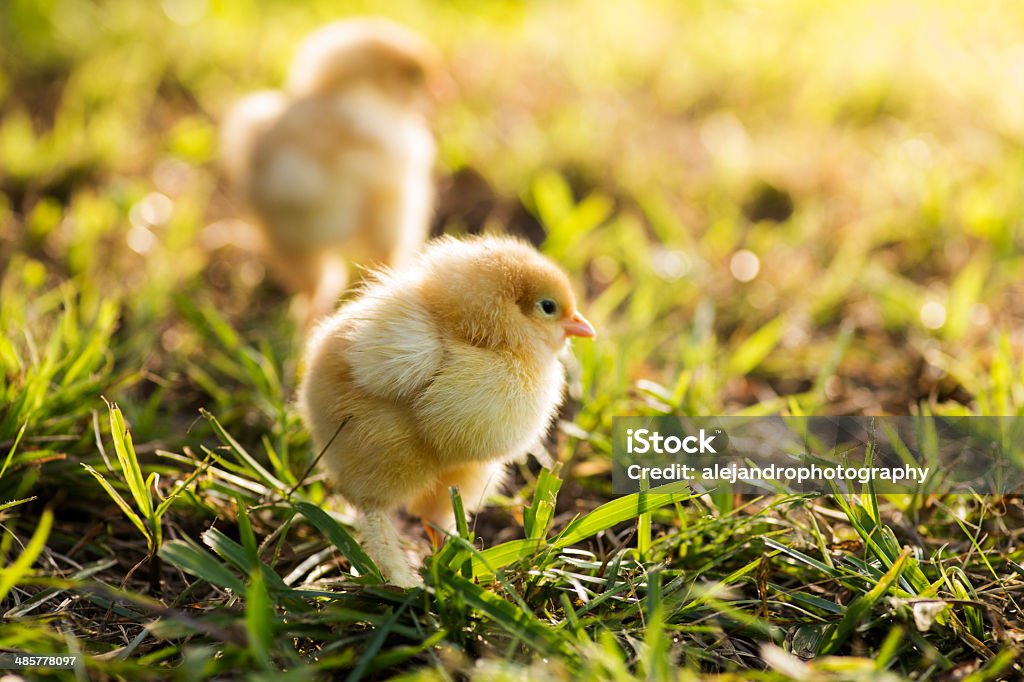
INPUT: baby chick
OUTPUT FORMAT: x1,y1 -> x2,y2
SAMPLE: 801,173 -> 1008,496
298,236 -> 595,586
220,18 -> 441,329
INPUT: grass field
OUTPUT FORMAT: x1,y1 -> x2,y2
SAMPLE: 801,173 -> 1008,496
2,0 -> 1024,679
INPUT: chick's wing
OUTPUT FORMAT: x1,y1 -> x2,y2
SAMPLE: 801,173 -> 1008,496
344,283 -> 444,403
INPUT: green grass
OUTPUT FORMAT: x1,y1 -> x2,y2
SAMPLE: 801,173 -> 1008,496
3,0 -> 1024,679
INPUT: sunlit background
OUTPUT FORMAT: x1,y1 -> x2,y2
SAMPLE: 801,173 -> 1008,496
2,1 -> 1024,678
4,0 -> 1023,422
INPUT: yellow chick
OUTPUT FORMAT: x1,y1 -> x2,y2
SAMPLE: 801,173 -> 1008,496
298,236 -> 595,586
220,18 -> 442,329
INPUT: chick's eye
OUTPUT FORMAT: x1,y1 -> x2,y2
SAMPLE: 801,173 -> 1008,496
404,65 -> 425,84
537,298 -> 558,316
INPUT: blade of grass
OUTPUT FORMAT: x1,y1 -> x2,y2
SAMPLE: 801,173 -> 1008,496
106,399 -> 153,519
159,540 -> 247,595
553,481 -> 699,549
636,476 -> 652,561
727,315 -> 786,376
245,567 -> 275,671
523,463 -> 562,540
0,421 -> 27,481
470,539 -> 546,579
81,463 -> 151,547
0,507 -> 53,602
294,502 -> 383,583
819,547 -> 912,654
346,594 -> 416,682
201,409 -> 287,493
435,565 -> 575,660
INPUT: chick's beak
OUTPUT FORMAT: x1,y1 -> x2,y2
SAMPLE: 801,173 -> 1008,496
427,71 -> 457,102
562,311 -> 596,339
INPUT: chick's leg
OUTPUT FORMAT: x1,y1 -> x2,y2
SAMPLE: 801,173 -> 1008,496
307,254 -> 348,325
357,508 -> 420,588
262,244 -> 325,330
260,241 -> 348,332
407,460 -> 508,547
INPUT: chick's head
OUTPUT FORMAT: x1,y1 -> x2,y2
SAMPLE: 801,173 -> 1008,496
418,237 -> 595,355
287,18 -> 442,107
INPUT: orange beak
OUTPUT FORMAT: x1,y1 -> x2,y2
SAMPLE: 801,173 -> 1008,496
562,312 -> 596,339
427,70 -> 457,103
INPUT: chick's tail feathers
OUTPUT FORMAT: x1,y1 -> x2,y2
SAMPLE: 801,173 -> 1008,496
357,508 -> 420,588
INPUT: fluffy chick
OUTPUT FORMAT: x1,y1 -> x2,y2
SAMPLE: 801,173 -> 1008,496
298,236 -> 595,586
220,18 -> 441,330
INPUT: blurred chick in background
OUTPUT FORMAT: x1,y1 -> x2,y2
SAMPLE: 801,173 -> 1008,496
299,236 -> 596,586
220,19 -> 442,330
